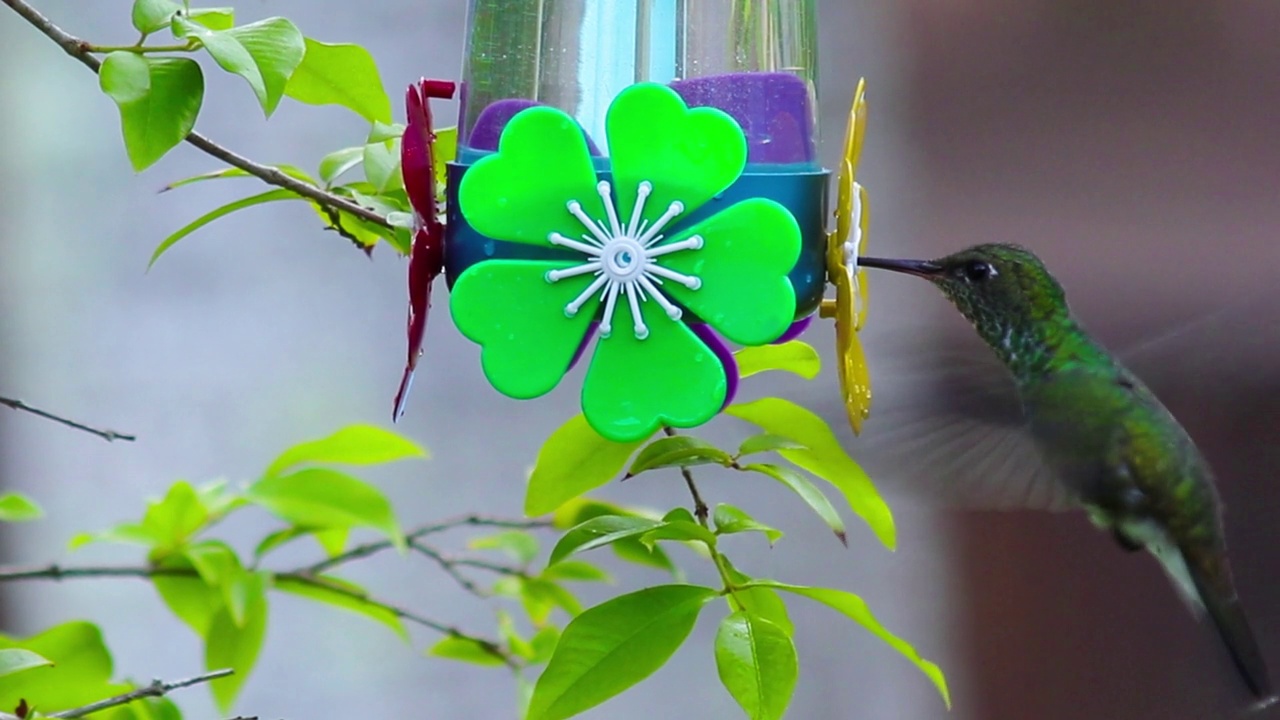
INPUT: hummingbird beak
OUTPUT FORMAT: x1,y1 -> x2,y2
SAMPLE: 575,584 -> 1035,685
857,256 -> 944,278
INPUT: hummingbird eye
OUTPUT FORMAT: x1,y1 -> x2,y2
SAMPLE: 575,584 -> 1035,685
960,260 -> 996,283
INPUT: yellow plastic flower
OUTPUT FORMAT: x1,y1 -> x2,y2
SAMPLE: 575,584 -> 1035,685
820,78 -> 872,434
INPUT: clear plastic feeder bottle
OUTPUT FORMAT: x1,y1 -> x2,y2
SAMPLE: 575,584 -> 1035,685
443,0 -> 831,442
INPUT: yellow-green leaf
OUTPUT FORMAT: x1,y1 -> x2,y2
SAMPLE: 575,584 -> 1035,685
99,53 -> 204,171
734,341 -> 821,380
284,38 -> 391,122
263,424 -> 427,478
428,636 -> 505,666
754,581 -> 950,708
0,493 -> 42,522
728,397 -> 894,549
525,415 -> 648,516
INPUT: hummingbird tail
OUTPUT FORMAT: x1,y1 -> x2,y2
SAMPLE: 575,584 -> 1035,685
1184,548 -> 1275,702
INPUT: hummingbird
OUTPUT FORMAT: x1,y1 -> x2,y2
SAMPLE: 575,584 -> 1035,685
858,243 -> 1275,705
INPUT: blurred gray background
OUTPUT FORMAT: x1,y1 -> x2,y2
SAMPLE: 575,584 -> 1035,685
1,1 -> 1277,719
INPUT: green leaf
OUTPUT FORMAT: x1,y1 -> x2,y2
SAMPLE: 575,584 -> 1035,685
142,481 -> 209,551
284,38 -> 392,123
318,146 -> 364,186
244,468 -> 404,550
100,53 -> 203,171
150,188 -> 302,268
252,526 -> 308,558
205,588 -> 268,712
367,121 -> 406,143
263,424 -> 427,478
715,612 -> 797,720
540,560 -> 612,584
530,625 -> 560,664
527,585 -> 718,720
525,414 -> 648,516
188,7 -> 235,31
550,498 -> 680,577
174,16 -> 304,116
736,433 -> 804,458
548,515 -> 664,565
162,163 -> 315,192
183,540 -> 240,587
734,341 -> 821,380
497,609 -> 535,660
0,493 -> 42,522
520,578 -> 583,624
131,0 -> 181,34
640,515 -> 718,550
753,581 -> 951,708
739,463 -> 846,546
273,575 -> 408,641
428,636 -> 505,667
225,570 -> 267,629
626,435 -> 733,477
314,527 -> 349,556
363,137 -> 403,193
713,504 -> 782,544
0,622 -> 127,710
69,522 -> 164,551
469,530 -> 539,565
153,555 -> 222,635
0,648 -> 52,678
728,398 -> 894,549
721,557 -> 792,636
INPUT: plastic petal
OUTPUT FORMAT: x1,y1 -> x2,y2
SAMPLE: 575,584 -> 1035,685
658,198 -> 800,346
450,260 -> 599,399
823,79 -> 873,435
606,83 -> 748,230
581,302 -> 727,442
457,107 -> 606,247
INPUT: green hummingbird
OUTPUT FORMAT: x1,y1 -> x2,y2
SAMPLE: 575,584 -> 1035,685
858,243 -> 1274,705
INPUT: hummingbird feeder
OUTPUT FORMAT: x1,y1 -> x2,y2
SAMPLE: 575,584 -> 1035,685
395,0 -> 872,442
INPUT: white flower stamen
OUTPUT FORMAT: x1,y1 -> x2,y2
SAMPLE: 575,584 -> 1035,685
563,273 -> 609,317
546,180 -> 703,339
846,185 -> 864,318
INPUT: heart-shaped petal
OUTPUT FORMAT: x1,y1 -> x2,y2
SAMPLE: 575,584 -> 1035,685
581,301 -> 727,442
458,106 -> 607,247
450,260 -> 599,399
606,83 -> 747,229
658,198 -> 800,346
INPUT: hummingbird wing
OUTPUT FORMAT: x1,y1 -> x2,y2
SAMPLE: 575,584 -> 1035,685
821,329 -> 1077,511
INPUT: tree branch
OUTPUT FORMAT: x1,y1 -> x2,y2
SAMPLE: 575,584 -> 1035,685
50,669 -> 232,719
302,514 -> 552,576
1,0 -> 392,229
663,427 -> 709,524
0,395 -> 136,442
0,563 -> 518,666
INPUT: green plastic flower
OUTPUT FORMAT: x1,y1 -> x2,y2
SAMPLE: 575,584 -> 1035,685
451,83 -> 801,442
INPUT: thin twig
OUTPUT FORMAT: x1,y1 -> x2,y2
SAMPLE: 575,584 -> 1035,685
49,669 -> 232,718
0,563 -> 517,666
302,514 -> 552,576
663,427 -> 709,524
409,543 -> 487,597
0,395 -> 136,442
1,0 -> 391,229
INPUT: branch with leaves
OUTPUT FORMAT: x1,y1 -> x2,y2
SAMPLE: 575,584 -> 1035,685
2,0 -> 412,268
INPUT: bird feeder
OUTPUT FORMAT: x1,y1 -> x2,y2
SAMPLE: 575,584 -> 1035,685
396,0 -> 872,442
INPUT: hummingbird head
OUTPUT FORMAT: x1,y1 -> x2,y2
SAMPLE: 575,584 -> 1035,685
860,244 -> 1071,353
